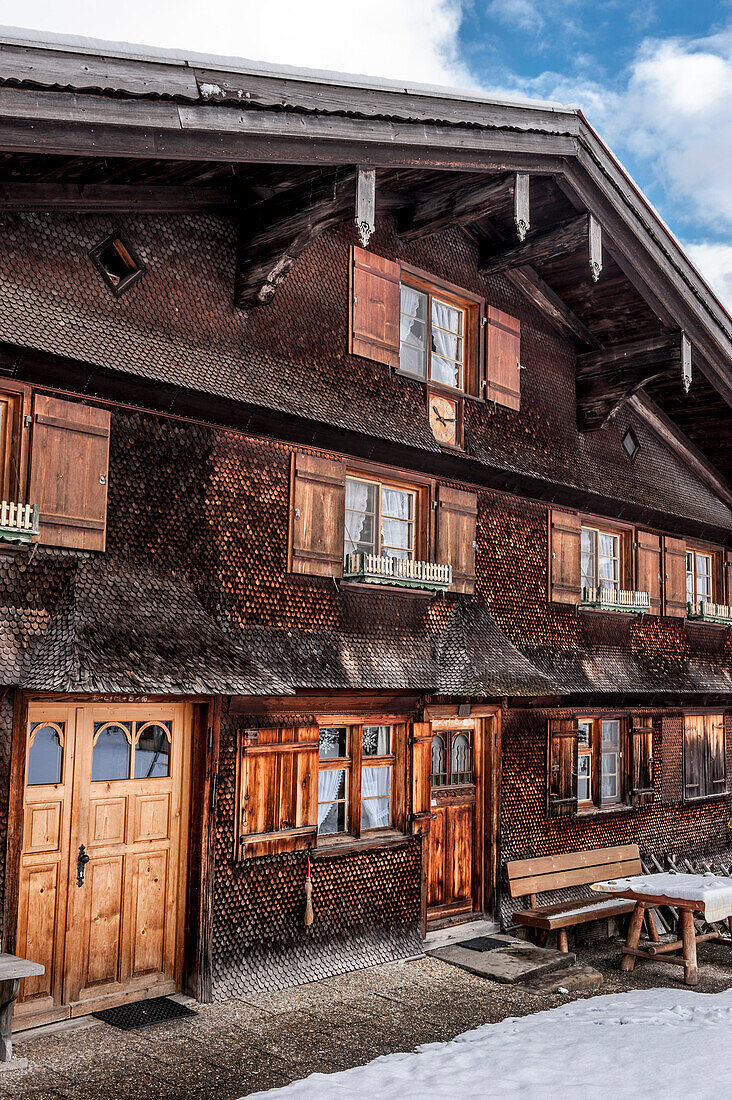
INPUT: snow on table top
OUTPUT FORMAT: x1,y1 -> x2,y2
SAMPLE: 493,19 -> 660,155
245,988 -> 732,1100
591,872 -> 732,921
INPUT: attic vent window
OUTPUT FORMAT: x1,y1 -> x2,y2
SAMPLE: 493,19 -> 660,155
622,428 -> 639,461
90,233 -> 144,296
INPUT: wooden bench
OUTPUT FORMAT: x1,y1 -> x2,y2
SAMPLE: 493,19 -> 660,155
506,844 -> 652,953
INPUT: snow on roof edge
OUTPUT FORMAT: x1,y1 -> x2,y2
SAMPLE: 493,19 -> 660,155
0,24 -> 574,115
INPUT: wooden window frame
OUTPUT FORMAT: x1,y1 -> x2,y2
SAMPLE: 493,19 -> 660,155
89,231 -> 145,297
0,381 -> 31,503
683,712 -> 727,801
580,521 -> 627,593
345,460 -> 433,565
316,718 -> 406,844
685,545 -> 719,606
575,715 -> 627,810
398,265 -> 482,398
344,473 -> 418,562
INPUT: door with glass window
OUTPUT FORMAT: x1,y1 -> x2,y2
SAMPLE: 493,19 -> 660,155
16,702 -> 191,1026
427,720 -> 481,924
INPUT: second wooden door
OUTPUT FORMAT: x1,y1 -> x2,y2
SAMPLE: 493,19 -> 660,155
427,720 -> 481,924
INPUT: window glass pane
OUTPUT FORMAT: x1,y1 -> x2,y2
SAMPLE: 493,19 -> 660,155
134,723 -> 171,779
601,754 -> 619,799
317,768 -> 346,833
577,755 -> 591,802
363,725 -> 391,756
578,720 -> 592,747
380,488 -> 414,560
361,766 -> 392,829
696,554 -> 712,600
598,532 -> 618,586
27,724 -> 63,786
581,528 -> 596,590
92,723 -> 131,782
450,732 -> 472,783
400,341 -> 427,378
430,355 -> 460,388
345,479 -> 378,559
686,557 -> 695,603
431,734 -> 447,785
400,286 -> 428,377
601,719 -> 620,747
319,727 -> 348,759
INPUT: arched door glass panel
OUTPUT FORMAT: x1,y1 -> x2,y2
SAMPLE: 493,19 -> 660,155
27,724 -> 64,785
450,732 -> 472,784
431,734 -> 447,786
92,723 -> 132,781
134,723 -> 172,779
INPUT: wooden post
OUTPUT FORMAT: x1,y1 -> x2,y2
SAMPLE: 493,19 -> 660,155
620,902 -> 645,971
557,928 -> 569,953
680,909 -> 699,986
2,692 -> 28,956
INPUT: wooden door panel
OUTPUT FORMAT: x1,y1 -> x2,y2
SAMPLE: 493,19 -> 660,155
85,857 -> 124,986
448,805 -> 474,904
18,865 -> 58,1000
130,851 -> 168,977
134,793 -> 170,842
24,802 -> 62,854
90,797 -> 127,846
427,809 -> 447,908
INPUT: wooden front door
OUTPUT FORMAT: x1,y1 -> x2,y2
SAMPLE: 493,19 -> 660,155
15,702 -> 192,1027
427,720 -> 482,924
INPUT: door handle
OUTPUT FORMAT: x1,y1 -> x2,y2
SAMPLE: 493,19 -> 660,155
76,844 -> 90,888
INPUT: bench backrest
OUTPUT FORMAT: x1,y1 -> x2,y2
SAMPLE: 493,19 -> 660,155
505,844 -> 641,899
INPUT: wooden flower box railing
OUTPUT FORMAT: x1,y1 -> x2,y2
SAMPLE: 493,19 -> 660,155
687,600 -> 732,625
581,586 -> 651,613
0,501 -> 39,544
343,552 -> 452,592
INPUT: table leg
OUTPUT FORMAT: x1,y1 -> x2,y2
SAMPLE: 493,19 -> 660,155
646,910 -> 660,943
680,910 -> 698,986
728,916 -> 732,938
0,979 -> 20,1062
620,902 -> 645,971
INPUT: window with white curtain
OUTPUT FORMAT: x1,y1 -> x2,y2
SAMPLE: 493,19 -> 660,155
317,722 -> 399,839
581,524 -> 620,593
344,476 -> 416,562
399,283 -> 466,391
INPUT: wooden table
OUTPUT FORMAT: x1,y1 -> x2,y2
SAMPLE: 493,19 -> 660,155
0,954 -> 44,1063
592,873 -> 732,986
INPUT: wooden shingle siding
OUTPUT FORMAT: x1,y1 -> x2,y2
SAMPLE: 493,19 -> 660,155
28,394 -> 110,550
549,508 -> 581,604
547,718 -> 578,817
635,530 -> 662,614
349,246 -> 401,366
485,306 -> 521,410
288,452 -> 346,577
663,535 -> 687,617
436,485 -> 477,594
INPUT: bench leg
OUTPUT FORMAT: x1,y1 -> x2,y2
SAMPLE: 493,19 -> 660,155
680,910 -> 698,986
536,930 -> 548,948
0,979 -> 20,1062
557,929 -> 569,953
620,903 -> 645,971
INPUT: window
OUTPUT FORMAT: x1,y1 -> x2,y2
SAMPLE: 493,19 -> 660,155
622,428 -> 639,460
317,722 -> 399,838
89,232 -> 144,297
576,717 -> 624,809
91,719 -> 172,782
27,722 -> 64,786
344,475 -> 416,562
431,728 -> 473,787
400,284 -> 466,391
683,714 -> 726,800
686,549 -> 713,607
0,388 -> 22,502
581,524 -> 620,593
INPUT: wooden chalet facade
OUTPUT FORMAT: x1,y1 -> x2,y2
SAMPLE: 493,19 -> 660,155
0,31 -> 731,1024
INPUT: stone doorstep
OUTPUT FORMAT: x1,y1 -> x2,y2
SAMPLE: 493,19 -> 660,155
521,963 -> 603,996
0,1057 -> 28,1072
427,936 -> 576,985
422,918 -> 501,952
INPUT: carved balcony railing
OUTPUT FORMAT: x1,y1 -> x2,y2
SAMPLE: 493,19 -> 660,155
581,586 -> 651,613
0,501 -> 39,544
343,552 -> 452,592
687,600 -> 732,625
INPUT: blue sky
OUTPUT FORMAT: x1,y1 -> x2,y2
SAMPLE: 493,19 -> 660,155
2,0 -> 732,304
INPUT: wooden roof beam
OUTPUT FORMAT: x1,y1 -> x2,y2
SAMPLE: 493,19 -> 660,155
576,332 -> 682,431
398,173 -> 512,242
0,181 -> 234,212
506,266 -> 601,350
479,212 -> 602,280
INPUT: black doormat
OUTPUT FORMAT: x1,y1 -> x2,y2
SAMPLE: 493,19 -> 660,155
93,996 -> 197,1031
457,936 -> 508,952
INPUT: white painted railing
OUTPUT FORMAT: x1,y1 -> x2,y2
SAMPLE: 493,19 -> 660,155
582,586 -> 651,611
689,600 -> 732,624
0,501 -> 38,535
344,552 -> 452,589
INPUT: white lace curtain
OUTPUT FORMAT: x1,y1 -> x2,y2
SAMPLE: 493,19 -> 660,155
345,479 -> 373,553
317,768 -> 344,828
361,765 -> 391,828
431,300 -> 460,387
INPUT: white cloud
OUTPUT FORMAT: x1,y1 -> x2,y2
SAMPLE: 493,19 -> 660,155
685,241 -> 732,313
0,0 -> 472,86
486,0 -> 543,33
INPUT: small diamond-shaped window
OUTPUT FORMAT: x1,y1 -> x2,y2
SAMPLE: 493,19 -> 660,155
90,233 -> 144,297
622,428 -> 639,460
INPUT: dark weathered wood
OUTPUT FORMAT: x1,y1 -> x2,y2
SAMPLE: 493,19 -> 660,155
506,266 -> 600,350
399,173 -> 511,241
630,716 -> 654,806
0,182 -> 233,212
480,214 -> 589,276
547,718 -> 579,818
576,334 -> 681,429
2,693 -> 28,957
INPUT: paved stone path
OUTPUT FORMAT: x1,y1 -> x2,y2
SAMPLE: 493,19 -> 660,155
5,940 -> 732,1099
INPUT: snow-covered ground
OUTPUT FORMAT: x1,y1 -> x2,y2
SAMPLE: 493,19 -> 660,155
247,988 -> 732,1099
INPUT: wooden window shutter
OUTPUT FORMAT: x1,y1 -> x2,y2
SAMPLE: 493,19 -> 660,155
683,715 -> 705,800
410,721 -> 433,834
288,452 -> 346,577
436,485 -> 477,594
548,718 -> 578,817
725,551 -> 732,605
635,530 -> 662,614
349,245 -> 401,366
706,715 -> 726,796
236,726 -> 319,858
663,535 -> 687,617
629,716 -> 654,807
28,394 -> 110,550
485,306 -> 521,411
548,509 -> 581,605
